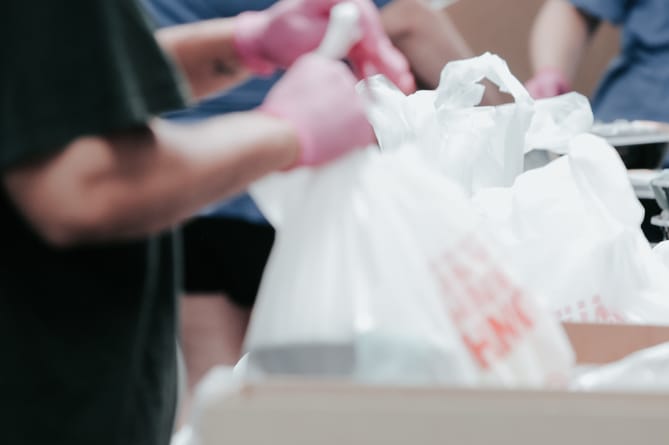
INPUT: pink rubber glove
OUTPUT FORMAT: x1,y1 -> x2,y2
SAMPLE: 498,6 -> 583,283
345,0 -> 415,93
525,67 -> 571,99
233,0 -> 415,93
259,53 -> 375,168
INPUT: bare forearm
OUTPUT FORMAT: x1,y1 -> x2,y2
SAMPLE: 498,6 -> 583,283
381,0 -> 503,104
382,0 -> 473,89
156,18 -> 251,100
97,114 -> 297,238
4,113 -> 298,245
529,0 -> 595,81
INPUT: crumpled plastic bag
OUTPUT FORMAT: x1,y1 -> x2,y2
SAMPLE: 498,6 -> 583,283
359,52 -> 593,196
572,342 -> 669,392
246,145 -> 573,388
172,366 -> 245,445
473,134 -> 669,324
653,241 -> 669,271
363,52 -> 669,325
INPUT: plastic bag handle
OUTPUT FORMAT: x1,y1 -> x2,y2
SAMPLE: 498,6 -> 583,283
249,3 -> 365,230
317,2 -> 362,60
435,52 -> 533,110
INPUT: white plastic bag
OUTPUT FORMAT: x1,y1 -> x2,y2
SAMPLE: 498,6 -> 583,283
246,146 -> 573,387
363,53 -> 669,324
474,135 -> 669,324
360,53 -> 593,196
175,366 -> 245,445
653,241 -> 669,271
572,342 -> 669,392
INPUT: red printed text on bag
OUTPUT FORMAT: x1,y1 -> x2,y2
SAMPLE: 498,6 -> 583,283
431,238 -> 536,369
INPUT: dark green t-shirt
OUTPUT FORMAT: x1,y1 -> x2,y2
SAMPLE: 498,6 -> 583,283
0,1 -> 188,445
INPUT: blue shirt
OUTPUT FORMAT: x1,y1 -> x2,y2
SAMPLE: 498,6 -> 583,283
572,0 -> 669,123
142,0 -> 390,221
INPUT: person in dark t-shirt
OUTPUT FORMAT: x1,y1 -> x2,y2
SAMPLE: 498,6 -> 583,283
0,1 -> 414,444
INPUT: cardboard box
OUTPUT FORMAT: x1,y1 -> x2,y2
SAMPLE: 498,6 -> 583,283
195,381 -> 669,445
192,323 -> 669,445
563,322 -> 669,364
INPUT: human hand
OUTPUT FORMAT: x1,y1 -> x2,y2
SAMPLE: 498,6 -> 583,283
233,0 -> 415,93
259,53 -> 374,168
525,67 -> 571,99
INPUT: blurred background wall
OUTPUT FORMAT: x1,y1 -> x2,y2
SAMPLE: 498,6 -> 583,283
445,0 -> 619,97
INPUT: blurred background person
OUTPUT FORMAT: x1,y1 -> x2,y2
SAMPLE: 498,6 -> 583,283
526,0 -> 669,125
143,1 -> 510,426
526,0 -> 669,241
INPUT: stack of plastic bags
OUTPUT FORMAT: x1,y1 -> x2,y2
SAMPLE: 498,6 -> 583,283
362,52 -> 669,325
242,53 -> 588,389
176,53 -> 669,445
242,52 -> 669,389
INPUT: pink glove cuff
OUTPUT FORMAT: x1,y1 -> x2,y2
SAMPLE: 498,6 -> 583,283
233,11 -> 276,76
525,67 -> 572,99
256,54 -> 374,169
534,67 -> 571,95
